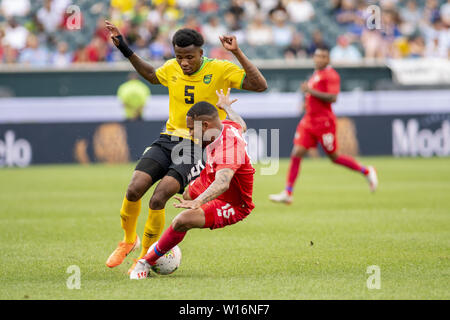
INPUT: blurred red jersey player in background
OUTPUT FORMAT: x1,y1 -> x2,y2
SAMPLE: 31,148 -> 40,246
270,46 -> 378,205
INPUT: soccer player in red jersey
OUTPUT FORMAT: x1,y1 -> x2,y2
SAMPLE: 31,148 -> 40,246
130,89 -> 255,279
269,47 -> 378,204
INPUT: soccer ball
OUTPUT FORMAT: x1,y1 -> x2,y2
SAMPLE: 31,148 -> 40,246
147,243 -> 181,275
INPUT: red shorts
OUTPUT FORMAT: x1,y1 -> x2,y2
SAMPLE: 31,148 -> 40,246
293,116 -> 337,154
187,178 -> 250,230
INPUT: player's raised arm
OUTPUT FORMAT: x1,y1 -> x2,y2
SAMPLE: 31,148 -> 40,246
216,88 -> 247,133
105,20 -> 160,85
219,35 -> 268,92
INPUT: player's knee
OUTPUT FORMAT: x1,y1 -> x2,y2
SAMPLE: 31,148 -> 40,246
329,152 -> 339,162
126,186 -> 143,202
171,215 -> 186,231
292,146 -> 306,158
172,212 -> 193,232
149,186 -> 178,209
126,171 -> 152,202
149,192 -> 168,210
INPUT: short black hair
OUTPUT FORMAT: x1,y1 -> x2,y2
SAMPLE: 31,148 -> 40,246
187,101 -> 218,119
315,45 -> 330,53
172,28 -> 204,48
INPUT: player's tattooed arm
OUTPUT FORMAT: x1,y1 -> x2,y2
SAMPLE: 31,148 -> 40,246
219,35 -> 268,92
173,169 -> 235,209
216,89 -> 247,132
105,20 -> 160,85
197,168 -> 235,204
301,82 -> 337,103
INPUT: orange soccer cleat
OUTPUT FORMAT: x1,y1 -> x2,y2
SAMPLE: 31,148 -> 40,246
106,235 -> 140,268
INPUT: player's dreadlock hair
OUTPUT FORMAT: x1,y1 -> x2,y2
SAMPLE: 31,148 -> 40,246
187,101 -> 219,119
172,28 -> 204,47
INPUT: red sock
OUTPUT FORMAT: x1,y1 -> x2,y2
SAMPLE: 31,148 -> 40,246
143,225 -> 186,265
333,155 -> 368,175
286,156 -> 302,195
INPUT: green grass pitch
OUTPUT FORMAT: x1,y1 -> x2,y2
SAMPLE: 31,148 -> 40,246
0,157 -> 449,300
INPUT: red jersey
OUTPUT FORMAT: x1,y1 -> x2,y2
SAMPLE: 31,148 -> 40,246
200,120 -> 255,212
304,66 -> 340,119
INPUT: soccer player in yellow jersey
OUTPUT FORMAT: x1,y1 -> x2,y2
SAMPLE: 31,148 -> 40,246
104,21 -> 267,273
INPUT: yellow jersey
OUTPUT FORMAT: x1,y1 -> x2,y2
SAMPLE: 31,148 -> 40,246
155,57 -> 246,139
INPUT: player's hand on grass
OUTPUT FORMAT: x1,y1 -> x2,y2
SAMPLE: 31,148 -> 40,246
105,20 -> 121,46
216,88 -> 237,110
219,35 -> 239,53
173,196 -> 202,210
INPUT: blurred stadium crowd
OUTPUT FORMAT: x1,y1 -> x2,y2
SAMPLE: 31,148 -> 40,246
0,0 -> 448,67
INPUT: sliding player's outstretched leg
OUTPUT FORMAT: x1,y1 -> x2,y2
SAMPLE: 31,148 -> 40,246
106,170 -> 153,268
130,207 -> 200,280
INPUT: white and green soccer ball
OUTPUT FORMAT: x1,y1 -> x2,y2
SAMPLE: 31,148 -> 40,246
147,243 -> 181,275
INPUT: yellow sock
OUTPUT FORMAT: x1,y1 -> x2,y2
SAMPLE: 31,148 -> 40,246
139,208 -> 165,258
120,196 -> 141,244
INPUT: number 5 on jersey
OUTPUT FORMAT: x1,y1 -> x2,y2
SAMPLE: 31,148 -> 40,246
185,85 -> 195,104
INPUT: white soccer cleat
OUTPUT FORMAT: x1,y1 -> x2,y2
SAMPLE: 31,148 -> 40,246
366,166 -> 378,192
269,190 -> 293,205
129,259 -> 151,280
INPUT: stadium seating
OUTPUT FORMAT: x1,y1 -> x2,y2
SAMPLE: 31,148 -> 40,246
0,0 -> 448,64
